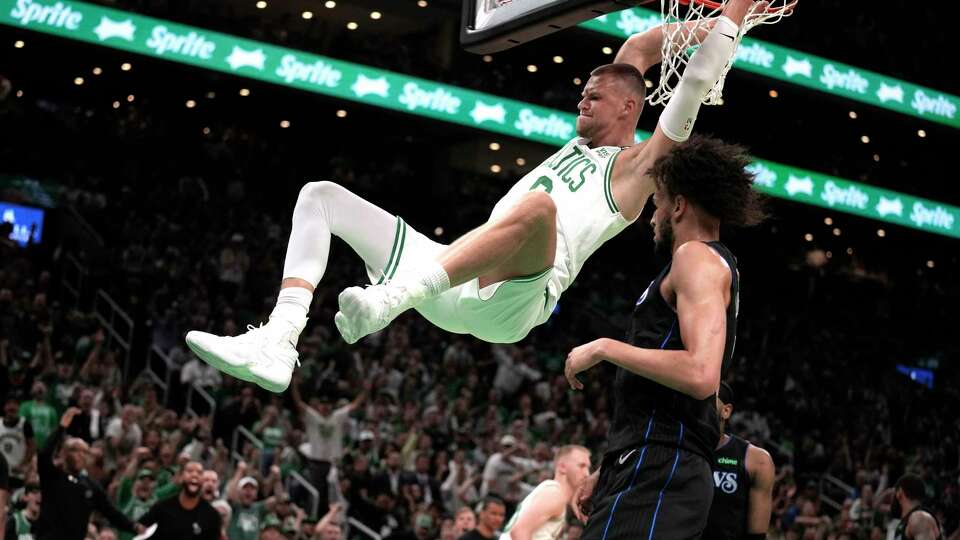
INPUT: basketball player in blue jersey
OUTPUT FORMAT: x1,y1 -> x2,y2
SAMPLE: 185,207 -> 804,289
186,0 -> 763,393
562,136 -> 768,537
703,383 -> 775,540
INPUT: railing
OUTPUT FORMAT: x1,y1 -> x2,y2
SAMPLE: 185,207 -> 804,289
231,425 -> 264,465
61,253 -> 87,308
143,344 -> 179,405
185,383 -> 217,425
66,205 -> 105,247
819,473 -> 855,512
348,517 -> 382,540
287,469 -> 320,519
228,425 -> 321,519
92,289 -> 135,383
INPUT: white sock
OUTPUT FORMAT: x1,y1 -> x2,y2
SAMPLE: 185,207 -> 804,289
270,287 -> 312,325
420,261 -> 452,297
393,261 -> 451,301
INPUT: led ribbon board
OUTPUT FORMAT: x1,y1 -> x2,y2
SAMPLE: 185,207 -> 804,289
2,0 -> 958,238
580,9 -> 960,129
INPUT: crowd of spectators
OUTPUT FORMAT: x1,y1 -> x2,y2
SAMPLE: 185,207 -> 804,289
1,134 -> 957,540
1,12 -> 958,538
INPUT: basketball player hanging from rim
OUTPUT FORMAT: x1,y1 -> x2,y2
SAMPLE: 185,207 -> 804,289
187,0 -> 773,393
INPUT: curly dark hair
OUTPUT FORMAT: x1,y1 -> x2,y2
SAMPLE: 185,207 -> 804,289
647,134 -> 768,227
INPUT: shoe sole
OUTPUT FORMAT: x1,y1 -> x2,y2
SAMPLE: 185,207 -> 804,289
334,311 -> 358,344
337,287 -> 392,344
185,333 -> 256,383
251,375 -> 290,393
336,289 -> 365,344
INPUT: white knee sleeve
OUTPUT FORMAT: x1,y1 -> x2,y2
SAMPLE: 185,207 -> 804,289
658,16 -> 739,142
282,181 -> 398,287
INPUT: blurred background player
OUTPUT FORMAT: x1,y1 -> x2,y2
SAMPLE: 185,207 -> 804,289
500,445 -> 591,540
704,382 -> 775,540
891,475 -> 942,540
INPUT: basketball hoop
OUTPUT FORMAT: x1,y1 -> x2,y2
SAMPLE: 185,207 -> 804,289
647,0 -> 797,106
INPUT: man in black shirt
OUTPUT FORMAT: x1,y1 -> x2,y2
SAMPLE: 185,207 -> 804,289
138,461 -> 221,540
34,407 -> 143,540
704,383 -> 775,540
564,133 -> 768,537
891,475 -> 942,540
457,496 -> 506,540
0,452 -> 8,537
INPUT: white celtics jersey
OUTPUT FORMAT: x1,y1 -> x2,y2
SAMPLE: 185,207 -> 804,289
0,417 -> 27,474
500,480 -> 565,540
490,138 -> 635,316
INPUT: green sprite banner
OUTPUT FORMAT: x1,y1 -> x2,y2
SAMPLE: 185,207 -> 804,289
746,160 -> 957,238
2,0 -> 958,238
580,9 -> 960,129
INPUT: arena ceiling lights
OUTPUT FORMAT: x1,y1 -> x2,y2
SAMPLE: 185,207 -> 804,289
3,0 -> 958,238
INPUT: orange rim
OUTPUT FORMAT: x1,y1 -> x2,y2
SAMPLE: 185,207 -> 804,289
676,0 -> 797,15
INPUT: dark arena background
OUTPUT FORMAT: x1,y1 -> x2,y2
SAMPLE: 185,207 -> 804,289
0,1 -> 958,539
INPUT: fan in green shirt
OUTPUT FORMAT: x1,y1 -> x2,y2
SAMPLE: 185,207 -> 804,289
117,469 -> 161,540
253,406 -> 287,449
5,482 -> 41,540
227,461 -> 285,540
18,382 -> 58,449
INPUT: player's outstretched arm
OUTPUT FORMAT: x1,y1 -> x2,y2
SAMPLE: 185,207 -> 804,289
615,19 -> 719,75
649,0 -> 754,146
610,0 -> 758,221
746,445 -> 776,537
564,242 -> 730,399
505,485 -> 567,540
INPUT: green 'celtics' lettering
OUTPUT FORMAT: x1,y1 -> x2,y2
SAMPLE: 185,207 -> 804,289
537,145 -> 599,194
529,176 -> 553,193
717,457 -> 738,466
564,158 -> 596,192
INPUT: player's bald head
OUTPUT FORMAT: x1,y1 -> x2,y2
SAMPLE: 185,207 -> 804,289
590,63 -> 647,101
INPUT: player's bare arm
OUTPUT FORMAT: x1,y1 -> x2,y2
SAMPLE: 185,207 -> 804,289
746,445 -> 776,536
615,19 -> 721,76
506,484 -> 567,540
609,0 -> 757,222
907,511 -> 942,540
564,241 -> 731,399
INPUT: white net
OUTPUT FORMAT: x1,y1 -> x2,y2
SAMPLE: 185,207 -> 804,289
646,0 -> 797,106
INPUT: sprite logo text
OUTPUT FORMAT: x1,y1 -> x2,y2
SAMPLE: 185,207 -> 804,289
515,109 -> 573,140
276,54 -> 342,87
10,0 -> 82,29
820,181 -> 869,209
910,202 -> 955,231
146,25 -> 215,58
398,82 -> 461,114
819,64 -> 868,94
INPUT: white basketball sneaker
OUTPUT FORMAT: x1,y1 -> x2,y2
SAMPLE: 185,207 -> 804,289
334,283 -> 421,344
185,318 -> 303,393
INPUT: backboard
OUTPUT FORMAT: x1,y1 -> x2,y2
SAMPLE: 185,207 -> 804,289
460,0 -> 655,54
